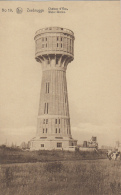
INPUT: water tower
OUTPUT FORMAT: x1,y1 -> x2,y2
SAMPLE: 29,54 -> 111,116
30,27 -> 77,150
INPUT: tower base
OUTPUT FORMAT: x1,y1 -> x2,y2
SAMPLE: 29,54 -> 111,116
30,136 -> 77,151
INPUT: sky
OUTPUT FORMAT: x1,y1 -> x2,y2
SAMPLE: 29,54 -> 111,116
0,1 -> 121,147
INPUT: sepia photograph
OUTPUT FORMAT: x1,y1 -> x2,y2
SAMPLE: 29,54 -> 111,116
0,1 -> 121,194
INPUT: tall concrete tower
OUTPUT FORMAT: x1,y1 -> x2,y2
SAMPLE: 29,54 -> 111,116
30,27 -> 77,150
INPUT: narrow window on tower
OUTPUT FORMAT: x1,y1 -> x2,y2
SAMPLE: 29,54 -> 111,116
47,103 -> 48,114
61,44 -> 62,48
43,129 -> 44,133
59,119 -> 60,124
46,119 -> 48,124
46,37 -> 47,41
48,83 -> 49,93
57,43 -> 58,47
44,103 -> 46,114
46,128 -> 47,133
56,128 -> 57,133
46,83 -> 47,93
46,83 -> 49,93
55,119 -> 57,124
59,128 -> 60,133
67,129 -> 68,134
57,37 -> 59,41
43,119 -> 45,124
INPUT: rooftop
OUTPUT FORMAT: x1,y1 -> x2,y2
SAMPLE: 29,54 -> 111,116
35,27 -> 74,37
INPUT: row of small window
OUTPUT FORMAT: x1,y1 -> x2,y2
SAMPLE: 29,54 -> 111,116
57,37 -> 63,41
43,118 -> 69,125
38,45 -> 73,54
36,37 -> 73,49
42,128 -> 61,134
55,119 -> 61,124
41,37 -> 63,42
41,37 -> 73,43
55,128 -> 61,133
43,128 -> 48,133
40,143 -> 62,148
42,128 -> 69,134
56,128 -> 69,134
43,119 -> 48,124
43,118 -> 61,124
42,43 -> 63,48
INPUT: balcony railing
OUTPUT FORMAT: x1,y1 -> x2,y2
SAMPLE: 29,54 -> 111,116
35,27 -> 74,37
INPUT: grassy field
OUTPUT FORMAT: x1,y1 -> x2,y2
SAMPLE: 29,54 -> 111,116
0,146 -> 107,164
0,146 -> 120,195
0,159 -> 121,195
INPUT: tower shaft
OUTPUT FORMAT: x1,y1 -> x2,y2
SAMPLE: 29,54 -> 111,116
37,59 -> 71,138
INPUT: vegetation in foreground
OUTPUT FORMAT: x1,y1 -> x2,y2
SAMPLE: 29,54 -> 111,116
0,145 -> 107,164
0,160 -> 121,195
